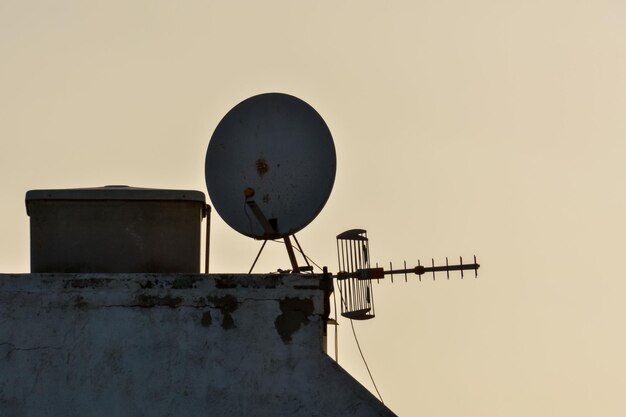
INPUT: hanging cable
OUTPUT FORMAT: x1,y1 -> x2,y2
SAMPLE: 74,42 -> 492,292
266,238 -> 325,271
350,319 -> 384,404
334,284 -> 384,404
332,289 -> 338,362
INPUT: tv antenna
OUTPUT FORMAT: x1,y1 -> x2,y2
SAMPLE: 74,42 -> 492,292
334,229 -> 480,320
205,93 -> 336,273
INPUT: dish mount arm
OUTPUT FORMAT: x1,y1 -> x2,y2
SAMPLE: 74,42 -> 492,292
245,199 -> 303,273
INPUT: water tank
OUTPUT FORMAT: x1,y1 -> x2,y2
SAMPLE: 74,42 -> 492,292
26,185 -> 206,273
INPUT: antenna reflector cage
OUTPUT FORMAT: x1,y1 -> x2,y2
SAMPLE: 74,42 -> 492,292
335,229 -> 375,320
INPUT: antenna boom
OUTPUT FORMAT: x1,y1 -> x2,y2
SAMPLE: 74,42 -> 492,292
334,260 -> 480,281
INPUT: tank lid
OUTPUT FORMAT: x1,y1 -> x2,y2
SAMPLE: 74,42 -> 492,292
26,185 -> 206,203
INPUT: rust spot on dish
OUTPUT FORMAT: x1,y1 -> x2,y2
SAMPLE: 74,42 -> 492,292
244,187 -> 255,198
256,159 -> 269,176
262,194 -> 270,203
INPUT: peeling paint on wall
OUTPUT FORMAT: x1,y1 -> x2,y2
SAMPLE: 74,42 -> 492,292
274,297 -> 314,343
207,295 -> 238,330
201,311 -> 212,327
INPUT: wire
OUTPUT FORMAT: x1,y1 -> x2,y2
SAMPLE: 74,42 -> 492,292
296,250 -> 324,271
349,318 -> 384,404
265,237 -> 325,272
332,289 -> 338,362
334,283 -> 384,404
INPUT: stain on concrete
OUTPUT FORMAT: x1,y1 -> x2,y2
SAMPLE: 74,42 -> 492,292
171,277 -> 199,289
139,280 -> 154,289
214,278 -> 237,289
274,297 -> 314,343
64,278 -> 112,289
195,296 -> 207,307
201,311 -> 212,327
135,294 -> 182,308
294,284 -> 321,290
73,295 -> 88,310
207,295 -> 238,330
105,348 -> 123,373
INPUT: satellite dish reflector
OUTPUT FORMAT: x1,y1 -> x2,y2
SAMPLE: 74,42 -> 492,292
205,93 -> 336,240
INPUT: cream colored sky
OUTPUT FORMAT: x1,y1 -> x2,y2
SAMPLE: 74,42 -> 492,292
2,1 -> 626,416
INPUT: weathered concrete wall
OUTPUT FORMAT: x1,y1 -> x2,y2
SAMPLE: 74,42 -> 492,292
0,273 -> 396,417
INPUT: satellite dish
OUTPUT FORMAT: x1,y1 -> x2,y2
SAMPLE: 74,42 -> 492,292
205,93 -> 336,242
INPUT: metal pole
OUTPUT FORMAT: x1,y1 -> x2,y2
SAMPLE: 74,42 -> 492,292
283,235 -> 300,272
248,240 -> 268,274
204,205 -> 211,274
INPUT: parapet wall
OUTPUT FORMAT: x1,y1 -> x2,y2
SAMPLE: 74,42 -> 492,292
0,273 -> 395,417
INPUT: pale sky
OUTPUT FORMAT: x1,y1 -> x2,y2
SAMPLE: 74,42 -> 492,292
2,1 -> 626,416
